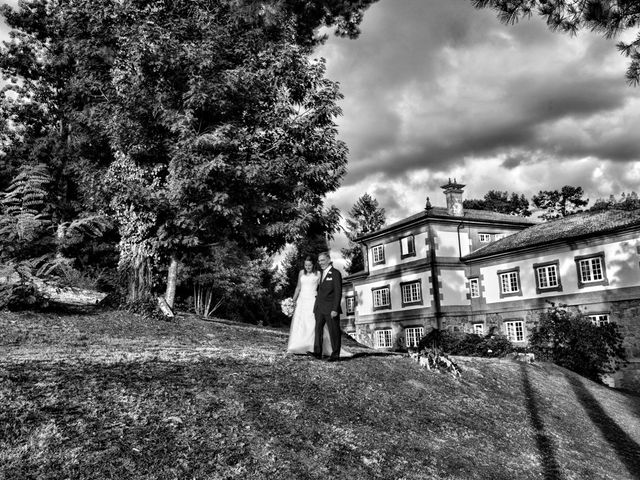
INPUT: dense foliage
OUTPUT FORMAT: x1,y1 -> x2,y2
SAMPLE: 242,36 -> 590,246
0,0 -> 378,316
528,304 -> 626,383
418,328 -> 515,358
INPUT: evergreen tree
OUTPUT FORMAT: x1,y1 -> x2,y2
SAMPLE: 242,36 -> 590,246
463,190 -> 531,216
532,185 -> 589,220
590,192 -> 640,211
341,193 -> 386,274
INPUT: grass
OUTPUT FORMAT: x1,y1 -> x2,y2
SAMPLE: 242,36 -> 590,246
1,310 -> 640,480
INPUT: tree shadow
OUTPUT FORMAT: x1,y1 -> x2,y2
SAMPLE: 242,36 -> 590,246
520,363 -> 564,480
564,371 -> 640,479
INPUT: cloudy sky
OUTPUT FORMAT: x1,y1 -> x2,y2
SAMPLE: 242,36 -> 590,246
313,0 -> 640,258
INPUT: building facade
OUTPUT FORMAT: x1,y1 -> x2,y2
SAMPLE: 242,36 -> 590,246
341,181 -> 640,390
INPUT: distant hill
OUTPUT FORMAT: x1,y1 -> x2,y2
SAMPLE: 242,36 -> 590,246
1,310 -> 639,480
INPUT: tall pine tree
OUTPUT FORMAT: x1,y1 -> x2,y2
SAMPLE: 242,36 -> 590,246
341,193 -> 385,274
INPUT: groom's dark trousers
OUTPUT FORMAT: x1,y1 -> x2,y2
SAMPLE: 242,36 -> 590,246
314,266 -> 343,359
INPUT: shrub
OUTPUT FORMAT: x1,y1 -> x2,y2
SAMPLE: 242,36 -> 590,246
417,328 -> 515,358
528,304 -> 626,383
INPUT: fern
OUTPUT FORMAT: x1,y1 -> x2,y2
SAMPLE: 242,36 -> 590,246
0,164 -> 52,242
59,215 -> 114,245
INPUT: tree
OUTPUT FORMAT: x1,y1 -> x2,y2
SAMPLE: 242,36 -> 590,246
532,185 -> 588,220
529,304 -> 626,383
590,191 -> 640,211
341,193 -> 386,274
0,0 -> 375,307
463,190 -> 531,216
472,0 -> 640,85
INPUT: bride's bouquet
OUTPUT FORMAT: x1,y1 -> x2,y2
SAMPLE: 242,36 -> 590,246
280,297 -> 295,317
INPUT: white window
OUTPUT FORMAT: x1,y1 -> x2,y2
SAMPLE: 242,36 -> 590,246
505,321 -> 524,342
400,235 -> 415,257
494,233 -> 506,241
469,278 -> 480,298
401,281 -> 421,305
479,233 -> 491,243
500,271 -> 520,294
372,287 -> 391,309
372,245 -> 385,265
578,257 -> 604,283
587,314 -> 610,327
473,323 -> 484,335
405,327 -> 424,348
375,329 -> 393,348
536,264 -> 559,289
346,296 -> 356,315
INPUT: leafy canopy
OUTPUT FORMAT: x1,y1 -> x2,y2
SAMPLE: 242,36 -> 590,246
528,303 -> 626,383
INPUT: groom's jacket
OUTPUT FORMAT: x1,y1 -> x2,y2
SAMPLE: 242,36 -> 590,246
314,266 -> 343,315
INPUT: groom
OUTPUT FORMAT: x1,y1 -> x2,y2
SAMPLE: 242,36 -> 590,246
313,251 -> 343,361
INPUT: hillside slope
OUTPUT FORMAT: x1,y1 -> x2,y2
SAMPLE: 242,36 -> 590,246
1,311 -> 640,480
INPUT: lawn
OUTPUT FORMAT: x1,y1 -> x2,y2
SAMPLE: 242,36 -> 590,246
1,310 -> 640,480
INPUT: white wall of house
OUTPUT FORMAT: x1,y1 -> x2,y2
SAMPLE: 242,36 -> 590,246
440,269 -> 469,306
367,232 -> 429,273
355,271 -> 431,316
480,238 -> 640,304
435,230 -> 467,258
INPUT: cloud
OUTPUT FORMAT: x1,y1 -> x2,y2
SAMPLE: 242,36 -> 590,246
314,0 -> 640,222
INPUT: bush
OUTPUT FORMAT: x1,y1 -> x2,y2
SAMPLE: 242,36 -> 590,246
528,304 -> 626,383
417,328 -> 515,358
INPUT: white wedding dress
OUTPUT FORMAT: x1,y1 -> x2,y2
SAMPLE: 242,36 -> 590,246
286,272 -> 352,357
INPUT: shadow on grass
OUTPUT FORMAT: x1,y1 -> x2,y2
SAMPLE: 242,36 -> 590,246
520,364 -> 564,480
564,372 -> 640,480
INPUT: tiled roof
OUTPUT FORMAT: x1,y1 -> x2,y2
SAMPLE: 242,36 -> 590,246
464,209 -> 640,260
357,207 -> 538,242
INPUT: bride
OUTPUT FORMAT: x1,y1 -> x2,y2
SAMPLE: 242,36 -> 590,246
286,256 -> 351,358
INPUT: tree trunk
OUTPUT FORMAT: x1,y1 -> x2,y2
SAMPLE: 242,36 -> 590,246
164,254 -> 179,308
126,243 -> 152,303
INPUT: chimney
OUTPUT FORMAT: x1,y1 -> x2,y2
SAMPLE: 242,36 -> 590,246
441,178 -> 465,216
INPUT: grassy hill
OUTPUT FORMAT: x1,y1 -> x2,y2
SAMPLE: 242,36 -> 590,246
1,310 -> 640,480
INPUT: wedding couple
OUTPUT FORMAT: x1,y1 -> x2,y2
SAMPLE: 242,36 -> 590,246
287,251 -> 351,361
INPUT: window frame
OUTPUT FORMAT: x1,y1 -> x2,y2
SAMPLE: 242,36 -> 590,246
586,313 -> 610,327
473,323 -> 484,335
374,329 -> 393,349
400,280 -> 423,307
504,320 -> 524,342
371,244 -> 386,266
574,252 -> 608,288
372,285 -> 392,311
479,233 -> 492,243
469,277 -> 480,298
400,235 -> 416,259
405,327 -> 424,348
345,296 -> 356,315
533,260 -> 563,294
498,267 -> 522,298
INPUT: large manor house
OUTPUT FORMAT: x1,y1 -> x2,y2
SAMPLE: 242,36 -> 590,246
339,180 -> 640,390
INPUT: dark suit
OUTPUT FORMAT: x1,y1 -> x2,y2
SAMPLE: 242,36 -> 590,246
314,265 -> 343,359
